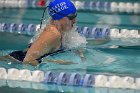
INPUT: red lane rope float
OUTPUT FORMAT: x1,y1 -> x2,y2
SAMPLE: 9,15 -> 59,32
37,0 -> 46,7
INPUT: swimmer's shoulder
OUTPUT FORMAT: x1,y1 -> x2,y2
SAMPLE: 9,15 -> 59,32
43,25 -> 61,39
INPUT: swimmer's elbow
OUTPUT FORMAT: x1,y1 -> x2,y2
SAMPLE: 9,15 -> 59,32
23,56 -> 38,66
23,49 -> 43,63
23,57 -> 30,63
23,55 -> 38,66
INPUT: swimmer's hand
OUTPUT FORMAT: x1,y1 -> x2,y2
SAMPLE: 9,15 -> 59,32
23,60 -> 38,66
23,59 -> 76,66
46,59 -> 77,65
75,49 -> 86,62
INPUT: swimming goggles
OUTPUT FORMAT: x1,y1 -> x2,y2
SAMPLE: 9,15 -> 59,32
66,13 -> 77,20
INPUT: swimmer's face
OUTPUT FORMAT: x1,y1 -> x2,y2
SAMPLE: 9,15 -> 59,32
61,14 -> 77,31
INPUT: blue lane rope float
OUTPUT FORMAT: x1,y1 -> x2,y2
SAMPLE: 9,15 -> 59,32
44,71 -> 54,83
102,27 -> 110,39
9,23 -> 18,33
90,27 -> 101,39
26,24 -> 36,35
0,22 -> 140,39
79,26 -> 90,38
82,74 -> 95,87
1,23 -> 10,32
0,23 -> 36,35
68,73 -> 81,86
57,72 -> 68,85
17,24 -> 28,34
0,67 -> 140,89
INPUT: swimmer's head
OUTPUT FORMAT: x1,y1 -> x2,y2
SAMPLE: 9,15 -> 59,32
48,0 -> 77,20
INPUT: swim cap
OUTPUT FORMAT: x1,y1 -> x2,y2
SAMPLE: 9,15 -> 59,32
48,0 -> 76,20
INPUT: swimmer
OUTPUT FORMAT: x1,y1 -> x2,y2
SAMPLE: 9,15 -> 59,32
0,0 -> 87,66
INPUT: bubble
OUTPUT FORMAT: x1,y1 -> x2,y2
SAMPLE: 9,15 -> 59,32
62,26 -> 87,49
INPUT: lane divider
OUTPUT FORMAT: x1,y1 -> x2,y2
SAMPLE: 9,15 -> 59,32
0,67 -> 140,89
0,0 -> 140,14
0,23 -> 36,35
0,23 -> 140,39
110,28 -> 140,38
74,1 -> 140,13
110,2 -> 140,13
0,0 -> 46,8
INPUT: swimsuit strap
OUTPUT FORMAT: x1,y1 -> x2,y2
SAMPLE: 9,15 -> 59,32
36,33 -> 65,63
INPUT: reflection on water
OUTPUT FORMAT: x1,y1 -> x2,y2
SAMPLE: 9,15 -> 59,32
0,46 -> 140,77
96,15 -> 121,26
0,79 -> 139,93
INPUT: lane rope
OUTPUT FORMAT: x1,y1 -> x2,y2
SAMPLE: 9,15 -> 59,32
0,67 -> 140,89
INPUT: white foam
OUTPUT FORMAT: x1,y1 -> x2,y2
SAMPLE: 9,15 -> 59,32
30,19 -> 50,43
62,27 -> 87,49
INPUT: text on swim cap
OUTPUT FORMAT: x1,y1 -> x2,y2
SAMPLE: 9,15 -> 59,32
49,2 -> 69,15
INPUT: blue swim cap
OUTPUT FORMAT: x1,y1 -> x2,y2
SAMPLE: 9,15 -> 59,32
48,0 -> 76,20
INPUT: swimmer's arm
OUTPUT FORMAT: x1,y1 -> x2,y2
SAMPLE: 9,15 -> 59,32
24,59 -> 76,66
23,27 -> 61,66
46,59 -> 77,65
75,49 -> 86,62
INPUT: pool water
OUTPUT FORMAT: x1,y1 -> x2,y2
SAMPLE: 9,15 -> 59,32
1,80 -> 139,93
0,0 -> 140,93
1,44 -> 140,76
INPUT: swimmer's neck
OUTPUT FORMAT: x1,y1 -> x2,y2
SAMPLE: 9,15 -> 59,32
50,19 -> 65,33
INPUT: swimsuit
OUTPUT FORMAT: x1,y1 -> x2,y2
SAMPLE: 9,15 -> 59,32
9,44 -> 65,63
9,41 -> 65,63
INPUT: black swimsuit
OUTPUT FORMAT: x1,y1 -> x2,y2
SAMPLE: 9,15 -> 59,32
9,43 -> 65,63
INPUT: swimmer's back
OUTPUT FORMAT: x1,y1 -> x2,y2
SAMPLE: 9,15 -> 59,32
23,25 -> 62,65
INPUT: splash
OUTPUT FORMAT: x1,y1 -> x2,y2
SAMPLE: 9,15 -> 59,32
29,18 -> 51,43
62,26 -> 87,49
30,18 -> 87,49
